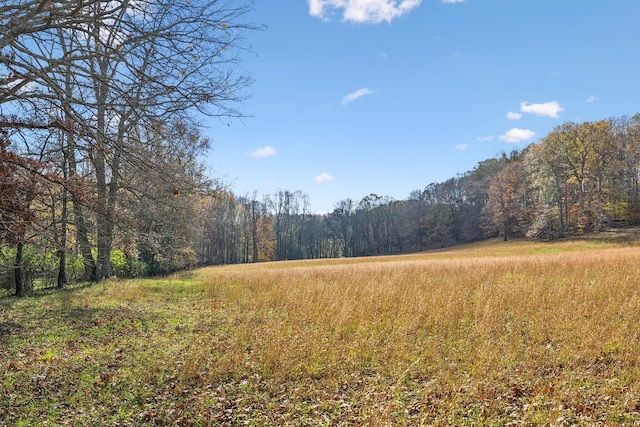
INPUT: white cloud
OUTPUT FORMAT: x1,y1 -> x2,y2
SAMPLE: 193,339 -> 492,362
520,101 -> 564,118
442,0 -> 464,3
341,88 -> 376,105
73,1 -> 152,46
2,79 -> 39,95
586,96 -> 599,103
454,144 -> 468,151
499,128 -> 536,143
313,172 -> 335,183
506,111 -> 522,120
477,135 -> 494,142
308,0 -> 422,24
248,146 -> 277,158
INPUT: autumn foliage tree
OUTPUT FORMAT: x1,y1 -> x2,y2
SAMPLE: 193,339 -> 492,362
487,161 -> 525,241
0,131 -> 45,295
2,0 -> 255,280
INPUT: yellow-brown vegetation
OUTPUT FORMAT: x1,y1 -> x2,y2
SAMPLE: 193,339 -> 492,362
2,235 -> 640,425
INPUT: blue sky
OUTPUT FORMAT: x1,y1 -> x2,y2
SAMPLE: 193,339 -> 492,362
206,0 -> 640,214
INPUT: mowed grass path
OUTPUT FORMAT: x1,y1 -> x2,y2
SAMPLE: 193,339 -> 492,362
2,235 -> 640,425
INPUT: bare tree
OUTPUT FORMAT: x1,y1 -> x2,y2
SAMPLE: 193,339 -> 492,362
2,0 -> 256,279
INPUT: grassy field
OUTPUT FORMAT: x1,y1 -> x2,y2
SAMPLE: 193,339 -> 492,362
2,233 -> 640,426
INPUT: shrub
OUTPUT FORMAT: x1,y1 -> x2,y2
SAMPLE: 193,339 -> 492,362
526,207 -> 561,240
129,259 -> 149,278
110,249 -> 130,278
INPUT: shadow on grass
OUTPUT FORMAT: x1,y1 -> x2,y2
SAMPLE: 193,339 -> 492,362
0,283 -> 163,350
1,304 -> 149,340
0,279 -> 99,301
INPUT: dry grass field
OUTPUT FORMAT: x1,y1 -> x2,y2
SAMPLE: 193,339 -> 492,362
2,233 -> 640,425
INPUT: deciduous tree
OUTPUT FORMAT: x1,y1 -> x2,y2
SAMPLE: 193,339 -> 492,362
487,161 -> 525,241
1,0 -> 255,279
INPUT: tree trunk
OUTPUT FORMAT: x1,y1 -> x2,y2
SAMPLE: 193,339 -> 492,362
578,177 -> 587,217
557,196 -> 565,238
74,201 -> 96,281
596,175 -> 604,232
15,241 -> 24,297
96,218 -> 113,280
62,53 -> 96,281
57,247 -> 66,289
58,143 -> 69,288
554,174 -> 565,238
68,143 -> 96,281
503,219 -> 508,241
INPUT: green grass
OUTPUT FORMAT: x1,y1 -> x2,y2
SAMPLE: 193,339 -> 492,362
2,234 -> 640,425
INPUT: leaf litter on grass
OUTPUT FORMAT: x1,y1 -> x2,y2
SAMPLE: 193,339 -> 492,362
3,243 -> 640,425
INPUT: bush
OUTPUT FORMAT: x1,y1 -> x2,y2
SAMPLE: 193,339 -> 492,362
110,249 -> 130,278
129,259 -> 149,278
110,250 -> 152,278
65,254 -> 85,283
0,245 -> 58,293
0,247 -> 15,292
526,207 -> 561,240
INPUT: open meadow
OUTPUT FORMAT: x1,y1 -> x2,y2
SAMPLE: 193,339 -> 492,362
3,232 -> 640,425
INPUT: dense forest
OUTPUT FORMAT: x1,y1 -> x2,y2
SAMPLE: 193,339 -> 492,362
196,114 -> 640,264
2,2 -> 640,296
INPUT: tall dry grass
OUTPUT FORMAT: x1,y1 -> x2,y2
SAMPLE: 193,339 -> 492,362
181,245 -> 640,424
4,237 -> 640,425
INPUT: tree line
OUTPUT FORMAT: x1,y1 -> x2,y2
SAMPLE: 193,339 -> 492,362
199,114 -> 640,263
